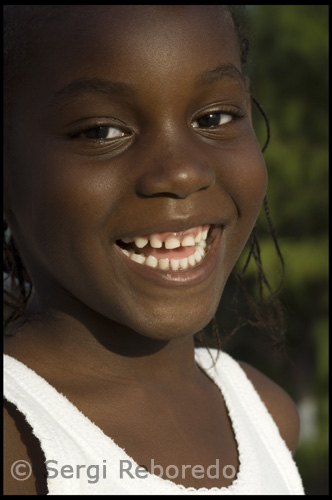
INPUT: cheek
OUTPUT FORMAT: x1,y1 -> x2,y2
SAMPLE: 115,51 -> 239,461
219,138 -> 268,220
213,138 -> 268,270
7,148 -> 124,281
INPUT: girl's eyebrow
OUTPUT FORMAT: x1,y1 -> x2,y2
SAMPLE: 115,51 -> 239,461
48,78 -> 137,109
49,63 -> 244,109
196,63 -> 245,86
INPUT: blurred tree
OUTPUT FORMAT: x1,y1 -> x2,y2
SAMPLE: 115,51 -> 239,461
213,5 -> 329,495
247,5 -> 328,238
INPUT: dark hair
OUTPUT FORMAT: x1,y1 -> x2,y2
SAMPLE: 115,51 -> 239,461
197,7 -> 287,355
3,6 -> 286,349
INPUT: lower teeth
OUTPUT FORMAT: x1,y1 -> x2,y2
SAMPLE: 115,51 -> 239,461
119,241 -> 207,271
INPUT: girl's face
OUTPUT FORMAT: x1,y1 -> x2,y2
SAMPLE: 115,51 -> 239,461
4,6 -> 267,339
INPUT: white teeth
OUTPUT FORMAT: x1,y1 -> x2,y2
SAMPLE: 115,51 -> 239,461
197,245 -> 205,257
119,225 -> 211,271
150,236 -> 163,248
159,258 -> 169,270
181,235 -> 196,247
187,254 -> 196,267
130,253 -> 146,264
145,255 -> 158,268
179,258 -> 188,269
122,225 -> 210,248
120,248 -> 131,257
195,230 -> 202,243
201,228 -> 209,240
170,259 -> 180,271
134,236 -> 149,248
165,237 -> 181,249
194,250 -> 202,263
120,245 -> 208,270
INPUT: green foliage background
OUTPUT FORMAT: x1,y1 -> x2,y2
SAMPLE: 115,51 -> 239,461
3,5 -> 328,495
212,5 -> 328,495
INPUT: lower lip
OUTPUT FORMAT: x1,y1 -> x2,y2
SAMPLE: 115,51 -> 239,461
113,225 -> 223,288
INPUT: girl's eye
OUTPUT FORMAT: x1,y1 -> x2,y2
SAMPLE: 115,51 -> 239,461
74,125 -> 125,140
192,112 -> 233,128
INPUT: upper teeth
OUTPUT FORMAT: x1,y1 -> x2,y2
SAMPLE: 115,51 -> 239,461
134,237 -> 150,248
121,226 -> 210,249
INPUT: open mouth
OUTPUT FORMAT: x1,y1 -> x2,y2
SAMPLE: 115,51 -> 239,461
115,224 -> 212,271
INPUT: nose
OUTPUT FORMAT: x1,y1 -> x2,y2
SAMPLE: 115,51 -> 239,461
135,134 -> 215,199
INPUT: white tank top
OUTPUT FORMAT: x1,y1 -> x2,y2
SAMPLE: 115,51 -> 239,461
4,348 -> 305,495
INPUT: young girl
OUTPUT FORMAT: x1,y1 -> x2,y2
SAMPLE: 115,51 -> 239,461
4,6 -> 305,495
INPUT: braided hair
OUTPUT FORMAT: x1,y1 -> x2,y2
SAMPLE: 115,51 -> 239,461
197,7 -> 287,354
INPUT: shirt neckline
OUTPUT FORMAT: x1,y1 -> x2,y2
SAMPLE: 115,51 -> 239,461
4,348 -> 247,493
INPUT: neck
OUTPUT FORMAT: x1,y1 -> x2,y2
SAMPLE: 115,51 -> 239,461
20,297 -> 203,389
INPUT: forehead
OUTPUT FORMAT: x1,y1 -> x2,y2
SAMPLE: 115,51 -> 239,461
23,6 -> 240,77
7,6 -> 242,121
42,5 -> 236,46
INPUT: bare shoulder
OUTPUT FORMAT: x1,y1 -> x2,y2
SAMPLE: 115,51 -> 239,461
3,399 -> 47,495
237,360 -> 300,455
4,324 -> 49,494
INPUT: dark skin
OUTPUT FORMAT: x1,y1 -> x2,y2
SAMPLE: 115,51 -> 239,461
4,6 -> 300,494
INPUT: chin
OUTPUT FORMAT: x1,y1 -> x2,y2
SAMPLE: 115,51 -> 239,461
126,299 -> 219,341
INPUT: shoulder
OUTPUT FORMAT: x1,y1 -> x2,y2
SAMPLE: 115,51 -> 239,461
3,399 -> 47,494
237,360 -> 300,455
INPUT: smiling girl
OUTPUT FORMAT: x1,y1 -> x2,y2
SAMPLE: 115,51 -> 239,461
4,5 -> 304,495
